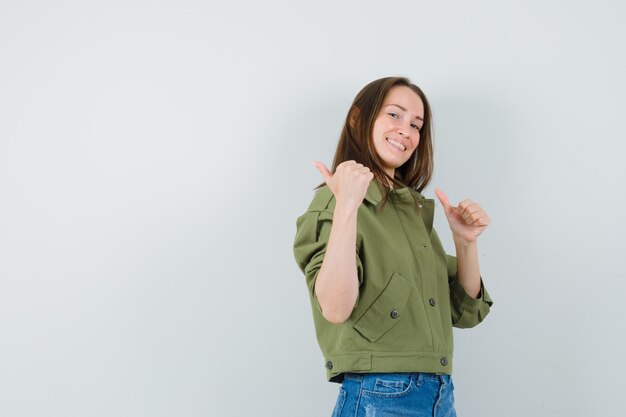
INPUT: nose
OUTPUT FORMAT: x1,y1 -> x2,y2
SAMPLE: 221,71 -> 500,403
397,125 -> 410,137
395,119 -> 412,137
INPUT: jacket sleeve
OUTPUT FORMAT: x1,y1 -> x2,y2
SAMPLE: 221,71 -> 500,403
446,254 -> 494,329
293,210 -> 364,314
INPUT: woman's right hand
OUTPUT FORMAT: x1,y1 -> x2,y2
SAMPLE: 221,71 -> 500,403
314,160 -> 374,213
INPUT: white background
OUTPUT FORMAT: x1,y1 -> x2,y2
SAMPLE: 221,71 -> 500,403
1,1 -> 625,416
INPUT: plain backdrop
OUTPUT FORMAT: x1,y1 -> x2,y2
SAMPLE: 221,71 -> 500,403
1,1 -> 625,416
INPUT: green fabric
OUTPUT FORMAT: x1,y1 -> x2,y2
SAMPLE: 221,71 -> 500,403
293,180 -> 494,383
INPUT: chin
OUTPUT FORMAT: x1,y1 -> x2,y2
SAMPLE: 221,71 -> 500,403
385,158 -> 408,169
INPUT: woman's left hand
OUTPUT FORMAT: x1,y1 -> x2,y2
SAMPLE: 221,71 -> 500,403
434,188 -> 491,243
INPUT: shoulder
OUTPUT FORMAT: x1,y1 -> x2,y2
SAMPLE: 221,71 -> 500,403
305,184 -> 336,213
294,185 -> 335,247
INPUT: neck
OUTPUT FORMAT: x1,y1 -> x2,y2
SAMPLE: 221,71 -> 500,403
384,170 -> 396,188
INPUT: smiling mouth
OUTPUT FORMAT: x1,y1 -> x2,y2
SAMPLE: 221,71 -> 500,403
386,137 -> 406,151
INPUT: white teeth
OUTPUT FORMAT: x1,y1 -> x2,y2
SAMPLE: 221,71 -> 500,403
387,138 -> 405,151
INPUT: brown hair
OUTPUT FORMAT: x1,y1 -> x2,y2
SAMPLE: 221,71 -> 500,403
315,76 -> 434,208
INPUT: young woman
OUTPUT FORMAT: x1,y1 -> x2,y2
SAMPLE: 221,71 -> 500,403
293,76 -> 493,417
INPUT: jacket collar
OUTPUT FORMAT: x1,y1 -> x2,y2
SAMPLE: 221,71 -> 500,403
364,179 -> 426,205
364,180 -> 384,205
363,180 -> 434,234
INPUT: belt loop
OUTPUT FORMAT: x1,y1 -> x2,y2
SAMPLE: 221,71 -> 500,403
414,372 -> 423,387
439,374 -> 447,386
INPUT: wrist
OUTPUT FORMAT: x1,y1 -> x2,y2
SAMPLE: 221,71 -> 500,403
453,235 -> 477,248
334,200 -> 359,221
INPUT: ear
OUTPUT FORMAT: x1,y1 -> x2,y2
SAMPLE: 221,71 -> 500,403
349,106 -> 360,129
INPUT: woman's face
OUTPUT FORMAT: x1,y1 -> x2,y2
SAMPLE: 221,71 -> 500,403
371,85 -> 424,178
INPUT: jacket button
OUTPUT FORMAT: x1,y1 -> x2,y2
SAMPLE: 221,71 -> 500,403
429,298 -> 436,306
390,310 -> 399,319
325,360 -> 333,370
440,357 -> 448,366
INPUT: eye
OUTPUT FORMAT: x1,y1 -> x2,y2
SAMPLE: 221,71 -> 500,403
388,112 -> 399,119
411,123 -> 421,131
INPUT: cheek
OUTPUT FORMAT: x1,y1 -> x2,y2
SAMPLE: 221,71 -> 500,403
372,125 -> 385,140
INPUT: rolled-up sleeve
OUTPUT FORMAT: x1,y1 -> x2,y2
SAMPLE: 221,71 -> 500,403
446,255 -> 493,329
293,210 -> 364,313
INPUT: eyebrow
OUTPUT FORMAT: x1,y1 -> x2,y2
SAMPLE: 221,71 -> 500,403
387,104 -> 423,122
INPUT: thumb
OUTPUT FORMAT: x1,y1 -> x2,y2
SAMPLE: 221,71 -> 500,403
313,160 -> 332,183
434,188 -> 454,214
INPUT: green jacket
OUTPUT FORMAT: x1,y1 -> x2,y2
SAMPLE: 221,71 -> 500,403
293,180 -> 493,383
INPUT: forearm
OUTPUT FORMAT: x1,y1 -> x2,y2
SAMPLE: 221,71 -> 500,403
315,203 -> 360,323
453,237 -> 482,299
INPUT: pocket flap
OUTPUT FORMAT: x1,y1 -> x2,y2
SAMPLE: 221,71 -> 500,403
353,272 -> 412,342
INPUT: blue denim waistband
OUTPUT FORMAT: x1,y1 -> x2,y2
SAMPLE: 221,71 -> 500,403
343,371 -> 450,385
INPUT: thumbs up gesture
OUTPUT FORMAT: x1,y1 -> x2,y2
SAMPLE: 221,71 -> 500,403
314,160 -> 374,213
435,188 -> 491,243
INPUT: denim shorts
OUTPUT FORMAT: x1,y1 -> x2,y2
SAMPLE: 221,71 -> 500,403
331,372 -> 457,417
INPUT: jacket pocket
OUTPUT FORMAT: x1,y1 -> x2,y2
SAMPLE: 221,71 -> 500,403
353,272 -> 413,343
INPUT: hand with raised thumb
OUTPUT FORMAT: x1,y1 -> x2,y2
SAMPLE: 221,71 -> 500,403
434,188 -> 491,243
314,160 -> 374,213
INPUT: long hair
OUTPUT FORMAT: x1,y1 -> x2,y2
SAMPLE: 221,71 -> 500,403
316,76 -> 434,208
